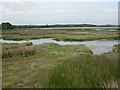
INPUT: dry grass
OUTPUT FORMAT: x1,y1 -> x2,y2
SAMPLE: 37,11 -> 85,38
2,46 -> 37,58
106,81 -> 118,88
2,30 -> 90,35
2,29 -> 118,41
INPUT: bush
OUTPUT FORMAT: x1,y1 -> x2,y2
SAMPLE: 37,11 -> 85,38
1,22 -> 14,30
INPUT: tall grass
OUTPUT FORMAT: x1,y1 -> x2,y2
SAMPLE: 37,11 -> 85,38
2,45 -> 37,58
2,42 -> 33,50
44,54 -> 118,88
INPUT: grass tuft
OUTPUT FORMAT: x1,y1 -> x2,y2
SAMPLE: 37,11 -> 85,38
2,45 -> 37,58
44,54 -> 118,88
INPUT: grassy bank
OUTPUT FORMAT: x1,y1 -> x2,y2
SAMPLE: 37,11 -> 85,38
2,42 -> 119,88
2,42 -> 36,58
2,43 -> 92,88
2,42 -> 33,50
43,44 -> 119,88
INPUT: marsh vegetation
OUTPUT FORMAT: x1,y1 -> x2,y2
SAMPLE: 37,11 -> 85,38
2,42 -> 119,88
1,27 -> 119,88
2,28 -> 118,41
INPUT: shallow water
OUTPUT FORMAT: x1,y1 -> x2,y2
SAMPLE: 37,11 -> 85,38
0,39 -> 118,55
32,27 -> 118,30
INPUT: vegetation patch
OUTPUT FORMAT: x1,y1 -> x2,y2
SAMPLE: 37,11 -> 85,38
1,28 -> 119,88
2,42 -> 36,58
112,44 -> 120,52
2,29 -> 118,41
44,54 -> 118,88
2,43 -> 93,88
2,45 -> 37,58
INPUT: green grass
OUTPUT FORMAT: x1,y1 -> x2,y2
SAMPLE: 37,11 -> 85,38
2,28 -> 119,88
2,42 -> 33,50
2,43 -> 118,88
2,43 -> 93,88
2,42 -> 36,58
44,54 -> 118,88
2,29 -> 118,41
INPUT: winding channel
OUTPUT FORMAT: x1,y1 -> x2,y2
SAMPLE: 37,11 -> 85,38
0,39 -> 118,55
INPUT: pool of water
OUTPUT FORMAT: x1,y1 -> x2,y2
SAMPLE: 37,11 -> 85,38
0,39 -> 118,55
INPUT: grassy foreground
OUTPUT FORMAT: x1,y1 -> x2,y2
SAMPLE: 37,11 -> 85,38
44,44 -> 119,88
2,42 -> 118,88
2,43 -> 92,88
44,54 -> 118,88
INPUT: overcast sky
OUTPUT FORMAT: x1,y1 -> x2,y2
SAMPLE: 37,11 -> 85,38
0,0 -> 119,25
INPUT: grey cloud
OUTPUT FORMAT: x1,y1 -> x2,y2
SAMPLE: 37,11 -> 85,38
1,2 -> 118,25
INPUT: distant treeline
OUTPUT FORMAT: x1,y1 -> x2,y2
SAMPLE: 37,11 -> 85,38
0,22 -> 15,30
15,24 -> 117,28
0,22 -> 118,30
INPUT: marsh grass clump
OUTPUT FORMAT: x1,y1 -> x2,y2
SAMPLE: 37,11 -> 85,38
2,42 -> 33,50
2,45 -> 37,58
112,44 -> 120,52
44,54 -> 118,88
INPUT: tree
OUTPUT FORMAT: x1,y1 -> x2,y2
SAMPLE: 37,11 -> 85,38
1,22 -> 14,30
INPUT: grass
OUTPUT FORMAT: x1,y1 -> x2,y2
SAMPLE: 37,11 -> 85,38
2,42 -> 36,58
2,42 -> 33,50
2,29 -> 118,41
2,45 -> 37,58
44,54 -> 118,88
2,28 -> 119,88
2,42 -> 118,88
2,43 -> 93,88
112,44 -> 120,52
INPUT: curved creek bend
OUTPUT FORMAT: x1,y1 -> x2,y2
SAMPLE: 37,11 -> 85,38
0,39 -> 118,55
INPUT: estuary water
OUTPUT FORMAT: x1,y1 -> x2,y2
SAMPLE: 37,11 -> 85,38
0,39 -> 118,55
31,27 -> 118,30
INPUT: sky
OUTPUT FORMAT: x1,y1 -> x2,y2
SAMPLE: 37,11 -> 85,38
0,0 -> 119,25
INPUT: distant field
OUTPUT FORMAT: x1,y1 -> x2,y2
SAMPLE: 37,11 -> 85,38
2,28 -> 118,41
